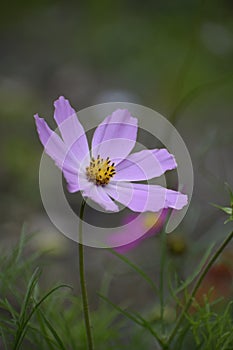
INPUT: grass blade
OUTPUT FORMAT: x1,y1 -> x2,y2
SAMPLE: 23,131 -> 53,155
108,249 -> 158,294
13,271 -> 71,350
98,293 -> 165,348
38,310 -> 67,350
174,242 -> 215,295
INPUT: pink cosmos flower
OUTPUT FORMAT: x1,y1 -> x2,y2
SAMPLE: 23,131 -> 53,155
34,96 -> 187,212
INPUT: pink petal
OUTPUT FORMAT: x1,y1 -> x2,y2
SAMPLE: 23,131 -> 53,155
82,183 -> 119,212
105,182 -> 188,212
34,114 -> 80,192
91,109 -> 138,163
67,183 -> 80,193
54,96 -> 89,164
114,148 -> 177,181
165,188 -> 188,209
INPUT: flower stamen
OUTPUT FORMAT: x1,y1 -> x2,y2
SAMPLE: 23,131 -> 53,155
86,155 -> 116,186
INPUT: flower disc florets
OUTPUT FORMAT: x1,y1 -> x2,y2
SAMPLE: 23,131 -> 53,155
86,155 -> 116,186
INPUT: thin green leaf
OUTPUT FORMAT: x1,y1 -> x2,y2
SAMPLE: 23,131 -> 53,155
1,298 -> 19,321
174,242 -> 215,295
130,311 -> 165,346
98,293 -> 165,348
108,249 -> 158,294
61,314 -> 77,350
173,323 -> 190,350
211,203 -> 232,215
98,293 -> 143,326
224,217 -> 233,224
18,268 -> 41,326
38,311 -> 67,350
27,324 -> 58,348
225,182 -> 233,206
35,310 -> 56,350
0,326 -> 9,350
13,283 -> 71,350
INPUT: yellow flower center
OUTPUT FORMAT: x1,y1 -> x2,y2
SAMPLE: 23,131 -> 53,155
86,155 -> 116,186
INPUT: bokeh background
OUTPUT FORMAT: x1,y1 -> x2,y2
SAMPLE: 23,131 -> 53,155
1,0 -> 233,313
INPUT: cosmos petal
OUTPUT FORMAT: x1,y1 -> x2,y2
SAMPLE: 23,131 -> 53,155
82,183 -> 119,212
54,96 -> 89,164
34,114 -> 80,192
105,182 -> 188,212
114,148 -> 177,181
91,109 -> 138,164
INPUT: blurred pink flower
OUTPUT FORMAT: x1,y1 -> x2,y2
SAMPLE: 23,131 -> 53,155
114,210 -> 167,253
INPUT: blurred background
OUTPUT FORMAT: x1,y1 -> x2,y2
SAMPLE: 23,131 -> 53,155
0,0 -> 233,313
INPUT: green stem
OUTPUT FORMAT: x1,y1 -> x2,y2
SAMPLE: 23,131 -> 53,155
167,230 -> 233,347
78,199 -> 94,350
159,227 -> 167,335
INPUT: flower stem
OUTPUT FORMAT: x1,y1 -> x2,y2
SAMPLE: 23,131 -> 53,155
78,199 -> 94,350
166,230 -> 233,347
159,227 -> 167,335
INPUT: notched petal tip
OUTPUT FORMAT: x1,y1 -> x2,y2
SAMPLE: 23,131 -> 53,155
34,113 -> 44,124
53,95 -> 76,122
110,108 -> 138,125
53,95 -> 69,107
167,191 -> 188,210
155,148 -> 178,171
34,113 -> 58,146
181,193 -> 188,207
34,114 -> 49,140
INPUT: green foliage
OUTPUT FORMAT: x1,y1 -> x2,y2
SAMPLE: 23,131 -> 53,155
102,227 -> 233,350
0,230 -> 124,350
1,224 -> 233,349
212,183 -> 233,224
175,300 -> 233,350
